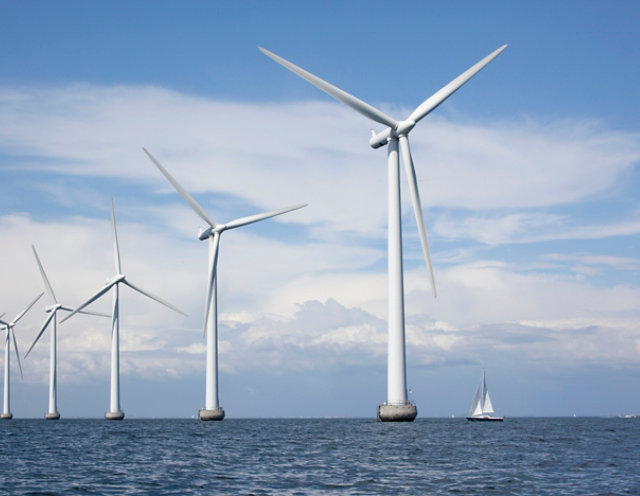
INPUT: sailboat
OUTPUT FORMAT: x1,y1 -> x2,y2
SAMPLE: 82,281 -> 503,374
466,370 -> 504,422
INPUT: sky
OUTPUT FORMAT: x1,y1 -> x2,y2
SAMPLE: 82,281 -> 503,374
1,0 -> 639,418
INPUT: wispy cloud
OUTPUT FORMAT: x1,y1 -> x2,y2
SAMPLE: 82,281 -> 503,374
2,85 -> 639,232
434,211 -> 640,245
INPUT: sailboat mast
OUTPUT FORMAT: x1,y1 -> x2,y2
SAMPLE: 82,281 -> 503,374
480,369 -> 486,412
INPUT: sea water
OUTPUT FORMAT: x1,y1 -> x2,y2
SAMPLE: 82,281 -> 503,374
0,417 -> 638,495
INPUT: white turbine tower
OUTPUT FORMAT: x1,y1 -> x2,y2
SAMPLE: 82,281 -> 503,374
143,147 -> 306,421
260,45 -> 507,421
25,245 -> 108,420
0,293 -> 43,420
61,199 -> 186,420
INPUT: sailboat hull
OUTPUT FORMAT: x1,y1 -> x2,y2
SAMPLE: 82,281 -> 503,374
466,416 -> 504,422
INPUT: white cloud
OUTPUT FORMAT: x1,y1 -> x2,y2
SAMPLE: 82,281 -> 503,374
2,84 -> 640,394
434,211 -> 640,246
415,118 -> 640,208
411,261 -> 640,325
2,85 -> 639,237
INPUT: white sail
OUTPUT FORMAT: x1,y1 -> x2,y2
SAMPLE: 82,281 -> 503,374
468,383 -> 483,417
482,390 -> 494,415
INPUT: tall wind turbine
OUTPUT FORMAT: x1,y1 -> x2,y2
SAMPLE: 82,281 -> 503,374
61,199 -> 186,420
0,293 -> 43,420
25,245 -> 108,420
260,45 -> 507,421
143,147 -> 306,421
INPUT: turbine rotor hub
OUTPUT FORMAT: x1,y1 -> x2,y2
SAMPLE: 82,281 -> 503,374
394,119 -> 416,136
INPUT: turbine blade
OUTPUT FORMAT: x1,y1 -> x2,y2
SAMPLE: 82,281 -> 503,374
224,204 -> 307,230
60,306 -> 111,318
143,147 -> 217,228
11,328 -> 23,379
399,136 -> 437,298
122,279 -> 187,316
408,44 -> 507,124
111,199 -> 122,274
32,245 -> 58,303
79,309 -> 112,318
111,289 -> 119,337
203,233 -> 221,338
59,283 -> 115,324
25,311 -> 55,359
259,47 -> 398,129
12,293 -> 44,325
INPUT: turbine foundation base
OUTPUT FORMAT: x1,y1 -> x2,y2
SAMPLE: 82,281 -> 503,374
0,412 -> 13,420
45,412 -> 61,420
199,407 -> 225,421
377,403 -> 417,422
105,410 -> 125,421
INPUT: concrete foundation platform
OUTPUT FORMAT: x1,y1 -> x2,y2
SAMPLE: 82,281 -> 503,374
377,403 -> 417,422
105,410 -> 125,420
199,407 -> 225,421
0,412 -> 13,420
45,412 -> 61,420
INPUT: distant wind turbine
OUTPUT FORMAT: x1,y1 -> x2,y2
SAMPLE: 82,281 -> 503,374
260,44 -> 507,421
61,199 -> 186,420
143,147 -> 306,421
1,293 -> 43,420
25,245 -> 109,420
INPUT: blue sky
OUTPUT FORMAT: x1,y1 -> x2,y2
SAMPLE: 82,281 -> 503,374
1,1 -> 639,418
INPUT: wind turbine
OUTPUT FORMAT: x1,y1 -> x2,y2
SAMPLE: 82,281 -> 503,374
61,199 -> 186,420
24,245 -> 109,420
260,45 -> 507,421
0,293 -> 43,420
143,147 -> 306,421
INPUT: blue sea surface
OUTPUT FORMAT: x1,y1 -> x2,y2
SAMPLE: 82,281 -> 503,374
1,417 -> 639,495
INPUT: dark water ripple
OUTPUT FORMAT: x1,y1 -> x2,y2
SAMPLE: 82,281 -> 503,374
1,418 -> 639,495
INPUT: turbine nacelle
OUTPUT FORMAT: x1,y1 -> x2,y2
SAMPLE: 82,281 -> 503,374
370,128 -> 392,149
199,227 -> 213,241
105,274 -> 126,286
369,119 -> 416,148
45,303 -> 63,313
199,225 -> 229,240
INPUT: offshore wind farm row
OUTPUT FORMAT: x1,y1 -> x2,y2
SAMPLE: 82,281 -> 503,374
1,44 -> 507,421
